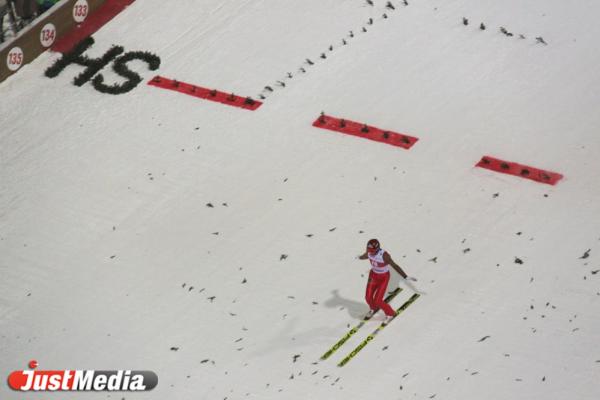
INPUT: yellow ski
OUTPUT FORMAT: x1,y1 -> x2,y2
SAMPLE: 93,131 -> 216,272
320,287 -> 403,360
337,293 -> 420,367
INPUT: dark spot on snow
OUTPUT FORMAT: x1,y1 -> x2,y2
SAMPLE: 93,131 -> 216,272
515,257 -> 523,264
170,347 -> 179,351
580,249 -> 591,259
280,254 -> 288,260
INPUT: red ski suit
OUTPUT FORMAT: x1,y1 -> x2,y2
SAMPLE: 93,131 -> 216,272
365,249 -> 396,317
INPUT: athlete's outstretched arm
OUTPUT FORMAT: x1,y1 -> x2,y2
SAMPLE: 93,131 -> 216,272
358,251 -> 368,260
383,252 -> 408,279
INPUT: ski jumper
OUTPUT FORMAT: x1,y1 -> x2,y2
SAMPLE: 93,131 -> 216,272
366,249 -> 396,316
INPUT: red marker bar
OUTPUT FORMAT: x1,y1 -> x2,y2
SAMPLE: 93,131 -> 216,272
476,155 -> 563,185
147,76 -> 262,111
312,114 -> 418,149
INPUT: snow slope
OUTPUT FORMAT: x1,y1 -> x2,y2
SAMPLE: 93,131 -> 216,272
1,0 -> 600,399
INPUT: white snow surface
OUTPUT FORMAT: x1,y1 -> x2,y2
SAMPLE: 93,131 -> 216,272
1,0 -> 600,399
